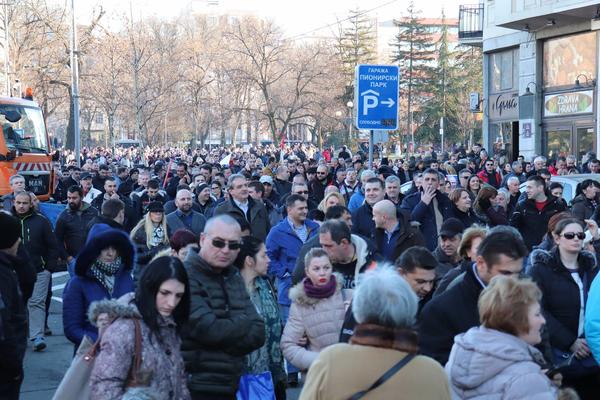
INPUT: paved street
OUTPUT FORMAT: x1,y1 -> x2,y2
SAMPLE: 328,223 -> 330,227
20,272 -> 302,399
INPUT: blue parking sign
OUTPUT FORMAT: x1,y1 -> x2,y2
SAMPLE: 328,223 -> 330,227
355,64 -> 399,130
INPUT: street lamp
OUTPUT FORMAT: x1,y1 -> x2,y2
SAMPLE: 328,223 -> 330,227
346,101 -> 353,141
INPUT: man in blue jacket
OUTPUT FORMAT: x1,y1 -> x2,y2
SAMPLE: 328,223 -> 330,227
266,193 -> 319,386
401,168 -> 453,251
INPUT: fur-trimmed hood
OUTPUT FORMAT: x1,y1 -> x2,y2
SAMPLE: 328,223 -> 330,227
289,272 -> 343,306
87,298 -> 140,328
530,247 -> 596,273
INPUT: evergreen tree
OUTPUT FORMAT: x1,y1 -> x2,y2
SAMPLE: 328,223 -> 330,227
391,1 -> 436,148
417,11 -> 461,147
334,8 -> 377,142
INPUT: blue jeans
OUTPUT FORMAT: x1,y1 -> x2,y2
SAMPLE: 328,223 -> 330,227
279,304 -> 299,374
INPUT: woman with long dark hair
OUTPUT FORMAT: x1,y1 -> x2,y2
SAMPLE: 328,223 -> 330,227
530,218 -> 600,399
89,256 -> 191,399
235,236 -> 287,400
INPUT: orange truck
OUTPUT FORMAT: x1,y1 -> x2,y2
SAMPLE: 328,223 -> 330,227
0,95 -> 55,200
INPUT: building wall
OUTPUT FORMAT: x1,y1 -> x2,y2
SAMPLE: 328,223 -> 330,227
483,0 -> 600,161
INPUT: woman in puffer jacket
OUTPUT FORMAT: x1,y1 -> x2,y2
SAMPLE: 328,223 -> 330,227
89,256 -> 191,400
280,248 -> 346,371
445,276 -> 560,399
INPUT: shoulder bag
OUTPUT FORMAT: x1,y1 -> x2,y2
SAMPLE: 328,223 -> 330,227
348,353 -> 415,400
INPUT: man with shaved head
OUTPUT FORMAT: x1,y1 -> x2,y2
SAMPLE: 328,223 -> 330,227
166,188 -> 206,238
181,215 -> 265,399
373,199 -> 425,262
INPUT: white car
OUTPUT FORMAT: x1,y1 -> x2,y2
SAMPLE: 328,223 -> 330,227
519,174 -> 600,204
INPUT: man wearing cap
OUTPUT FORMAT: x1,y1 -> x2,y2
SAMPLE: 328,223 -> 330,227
433,218 -> 464,280
195,183 -> 216,217
0,213 -> 29,399
81,172 -> 102,205
259,175 -> 280,205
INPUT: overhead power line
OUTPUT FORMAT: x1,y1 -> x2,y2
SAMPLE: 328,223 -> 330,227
285,0 -> 400,40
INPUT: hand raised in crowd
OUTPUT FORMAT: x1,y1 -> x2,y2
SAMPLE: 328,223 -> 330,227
584,219 -> 600,240
420,186 -> 436,205
570,338 -> 591,359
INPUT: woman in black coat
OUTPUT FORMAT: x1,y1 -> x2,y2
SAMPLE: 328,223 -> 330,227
529,217 -> 600,399
448,188 -> 481,228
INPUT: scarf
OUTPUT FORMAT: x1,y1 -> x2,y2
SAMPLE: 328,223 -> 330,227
151,225 -> 165,247
90,256 -> 122,295
303,274 -> 337,299
351,323 -> 418,353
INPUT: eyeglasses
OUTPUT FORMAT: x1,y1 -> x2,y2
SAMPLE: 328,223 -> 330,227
561,232 -> 585,240
210,238 -> 242,250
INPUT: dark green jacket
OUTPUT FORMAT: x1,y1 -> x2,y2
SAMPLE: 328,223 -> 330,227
181,251 -> 265,396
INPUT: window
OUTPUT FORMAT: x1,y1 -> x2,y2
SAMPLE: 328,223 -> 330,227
490,49 -> 519,93
95,113 -> 104,125
543,32 -> 597,88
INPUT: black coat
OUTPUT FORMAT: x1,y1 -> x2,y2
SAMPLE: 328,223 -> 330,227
12,210 -> 59,273
417,263 -> 483,365
451,205 -> 482,228
274,178 -> 292,200
529,248 -> 598,351
0,252 -> 28,383
181,252 -> 265,397
91,194 -> 137,231
213,197 -> 271,242
54,203 -> 99,258
351,203 -> 375,239
571,194 -> 599,222
372,210 -> 425,262
509,195 -> 567,250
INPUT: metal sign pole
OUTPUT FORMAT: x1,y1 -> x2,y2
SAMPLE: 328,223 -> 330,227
369,130 -> 374,169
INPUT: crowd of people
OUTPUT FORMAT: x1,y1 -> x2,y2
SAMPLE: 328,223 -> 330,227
2,141 -> 600,399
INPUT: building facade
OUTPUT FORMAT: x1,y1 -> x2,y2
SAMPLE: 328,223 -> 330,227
480,0 -> 600,162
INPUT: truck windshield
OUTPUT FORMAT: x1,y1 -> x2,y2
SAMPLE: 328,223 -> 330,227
1,105 -> 48,154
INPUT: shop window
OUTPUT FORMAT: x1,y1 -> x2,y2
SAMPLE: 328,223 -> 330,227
543,32 -> 597,88
490,122 -> 513,159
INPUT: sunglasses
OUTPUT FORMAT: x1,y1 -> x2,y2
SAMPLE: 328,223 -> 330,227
211,238 -> 242,250
294,190 -> 309,195
561,232 -> 585,240
317,172 -> 327,175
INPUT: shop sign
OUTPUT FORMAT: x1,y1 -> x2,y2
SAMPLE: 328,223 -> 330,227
544,90 -> 593,117
489,92 -> 519,120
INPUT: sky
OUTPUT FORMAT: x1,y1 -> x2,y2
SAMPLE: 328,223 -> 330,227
76,0 -> 463,36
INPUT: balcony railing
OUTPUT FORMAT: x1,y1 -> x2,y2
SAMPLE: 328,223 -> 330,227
459,4 -> 484,45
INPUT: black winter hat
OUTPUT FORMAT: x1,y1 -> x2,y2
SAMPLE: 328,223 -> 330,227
146,201 -> 164,213
0,212 -> 20,249
439,218 -> 465,238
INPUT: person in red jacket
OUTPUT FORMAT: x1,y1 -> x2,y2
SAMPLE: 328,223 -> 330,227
477,160 -> 502,189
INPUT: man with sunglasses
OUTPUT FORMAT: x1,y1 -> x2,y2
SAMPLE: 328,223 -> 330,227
418,226 -> 528,365
310,165 -> 331,204
510,175 -> 566,250
477,160 -> 502,189
182,215 -> 265,400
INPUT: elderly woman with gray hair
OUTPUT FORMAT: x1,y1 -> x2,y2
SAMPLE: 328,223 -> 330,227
299,266 -> 451,400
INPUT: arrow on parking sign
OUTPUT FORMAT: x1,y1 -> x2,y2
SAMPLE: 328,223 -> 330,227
381,98 -> 395,108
